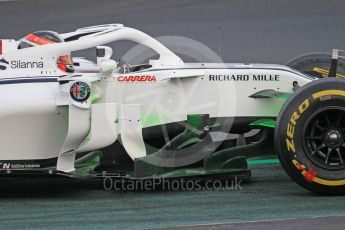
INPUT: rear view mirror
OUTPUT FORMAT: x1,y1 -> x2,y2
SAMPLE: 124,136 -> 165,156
100,60 -> 117,76
97,46 -> 113,66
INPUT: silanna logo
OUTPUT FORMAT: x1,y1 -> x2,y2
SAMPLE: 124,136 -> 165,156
0,58 -> 44,70
0,58 -> 9,70
117,75 -> 157,83
10,60 -> 44,69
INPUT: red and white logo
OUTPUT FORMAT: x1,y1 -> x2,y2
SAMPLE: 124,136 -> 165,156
117,75 -> 157,83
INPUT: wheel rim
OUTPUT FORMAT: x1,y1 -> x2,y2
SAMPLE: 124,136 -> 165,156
302,107 -> 345,170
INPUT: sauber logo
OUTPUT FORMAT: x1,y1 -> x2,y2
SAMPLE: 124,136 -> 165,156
117,75 -> 157,83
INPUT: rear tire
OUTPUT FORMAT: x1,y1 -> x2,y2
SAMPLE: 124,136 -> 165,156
275,78 -> 345,194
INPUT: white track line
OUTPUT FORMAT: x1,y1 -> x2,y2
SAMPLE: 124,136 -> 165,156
133,215 -> 345,230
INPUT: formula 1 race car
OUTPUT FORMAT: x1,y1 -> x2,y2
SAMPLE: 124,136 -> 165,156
1,24 -> 345,194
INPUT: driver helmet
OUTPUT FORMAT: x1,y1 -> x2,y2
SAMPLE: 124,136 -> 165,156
18,31 -> 74,73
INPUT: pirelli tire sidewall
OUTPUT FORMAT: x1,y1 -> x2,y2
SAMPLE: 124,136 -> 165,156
275,78 -> 345,194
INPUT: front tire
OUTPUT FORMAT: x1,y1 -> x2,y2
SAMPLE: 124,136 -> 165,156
275,78 -> 345,194
287,53 -> 345,79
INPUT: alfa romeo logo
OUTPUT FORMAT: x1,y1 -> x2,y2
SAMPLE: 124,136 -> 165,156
70,82 -> 91,102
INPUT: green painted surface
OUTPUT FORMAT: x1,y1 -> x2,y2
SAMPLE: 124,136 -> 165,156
187,114 -> 203,129
248,158 -> 280,166
73,152 -> 102,178
142,113 -> 161,128
250,119 -> 276,128
177,137 -> 202,149
90,93 -> 101,103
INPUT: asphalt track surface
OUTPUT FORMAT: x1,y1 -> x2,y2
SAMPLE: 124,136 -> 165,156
2,165 -> 345,230
1,0 -> 345,229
